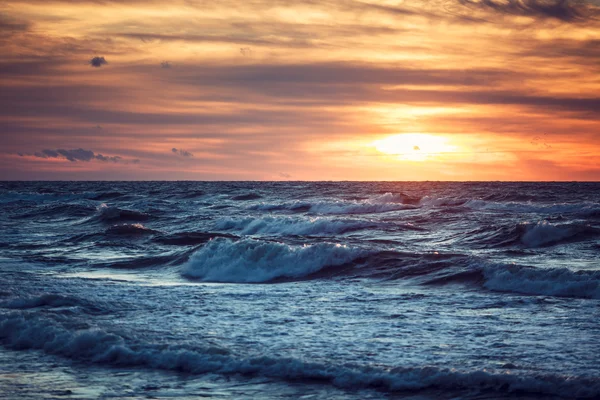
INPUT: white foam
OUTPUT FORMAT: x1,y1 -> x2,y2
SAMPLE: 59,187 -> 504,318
518,220 -> 594,247
214,216 -> 377,236
251,193 -> 420,215
1,313 -> 599,398
483,264 -> 600,299
181,238 -> 364,282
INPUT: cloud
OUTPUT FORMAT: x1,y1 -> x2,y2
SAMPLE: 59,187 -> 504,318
161,61 -> 171,68
279,172 -> 292,178
22,148 -> 135,163
0,13 -> 30,33
451,0 -> 595,22
95,154 -> 123,162
172,147 -> 194,157
89,56 -> 107,67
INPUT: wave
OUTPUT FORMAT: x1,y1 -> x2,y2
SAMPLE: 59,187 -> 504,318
89,192 -> 124,201
1,294 -> 82,309
105,223 -> 158,236
1,314 -> 598,398
419,196 -> 467,207
451,220 -> 599,249
182,238 -> 364,282
482,264 -> 600,299
465,199 -> 600,215
0,294 -> 107,314
253,194 -> 418,215
231,193 -> 262,201
12,203 -> 96,220
93,204 -> 154,223
89,252 -> 189,269
214,216 -> 379,236
517,221 -> 600,247
154,231 -> 238,246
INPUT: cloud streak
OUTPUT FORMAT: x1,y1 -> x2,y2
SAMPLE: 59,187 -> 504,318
21,148 -> 138,164
455,0 -> 591,21
172,148 -> 194,157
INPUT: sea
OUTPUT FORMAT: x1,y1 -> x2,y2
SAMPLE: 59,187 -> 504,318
0,181 -> 599,399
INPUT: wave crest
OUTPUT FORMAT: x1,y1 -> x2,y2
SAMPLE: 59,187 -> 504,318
1,314 -> 599,398
214,216 -> 378,236
182,239 -> 364,282
483,264 -> 600,299
518,221 -> 599,247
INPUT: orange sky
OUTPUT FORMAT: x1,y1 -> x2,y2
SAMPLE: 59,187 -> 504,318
1,0 -> 599,180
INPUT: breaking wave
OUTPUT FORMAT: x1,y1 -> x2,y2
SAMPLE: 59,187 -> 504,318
214,216 -> 379,236
182,238 -> 364,282
0,313 -> 598,398
154,231 -> 238,246
253,193 -> 419,215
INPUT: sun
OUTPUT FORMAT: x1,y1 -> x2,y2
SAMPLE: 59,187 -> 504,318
372,133 -> 456,161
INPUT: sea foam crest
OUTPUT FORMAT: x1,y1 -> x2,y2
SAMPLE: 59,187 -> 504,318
214,216 -> 377,235
253,193 -> 416,215
182,238 -> 363,282
483,265 -> 600,299
518,220 -> 598,247
1,313 -> 599,398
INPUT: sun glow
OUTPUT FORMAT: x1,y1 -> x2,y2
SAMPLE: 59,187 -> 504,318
372,133 -> 457,161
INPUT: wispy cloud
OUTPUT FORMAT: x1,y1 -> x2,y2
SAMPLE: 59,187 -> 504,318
20,148 -> 138,163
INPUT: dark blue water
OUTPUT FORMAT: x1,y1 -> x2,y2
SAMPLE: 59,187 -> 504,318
1,182 -> 599,399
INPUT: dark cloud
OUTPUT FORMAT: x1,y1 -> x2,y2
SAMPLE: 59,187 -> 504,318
89,56 -> 107,67
95,154 -> 122,162
170,62 -> 509,87
451,0 -> 595,22
172,148 -> 194,157
0,14 -> 30,33
160,61 -> 171,68
22,148 -> 135,163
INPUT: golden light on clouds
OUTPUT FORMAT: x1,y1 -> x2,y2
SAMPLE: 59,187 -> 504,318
372,134 -> 458,162
0,0 -> 599,180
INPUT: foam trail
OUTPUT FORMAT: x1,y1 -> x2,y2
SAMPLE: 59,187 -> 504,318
214,216 -> 378,235
1,314 -> 599,398
182,238 -> 363,282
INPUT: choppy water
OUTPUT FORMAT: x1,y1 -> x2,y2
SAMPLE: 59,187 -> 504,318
1,181 -> 599,399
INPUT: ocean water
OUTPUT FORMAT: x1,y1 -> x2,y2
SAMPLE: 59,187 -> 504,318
0,181 -> 599,399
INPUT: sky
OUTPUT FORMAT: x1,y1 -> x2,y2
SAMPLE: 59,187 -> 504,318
0,0 -> 599,181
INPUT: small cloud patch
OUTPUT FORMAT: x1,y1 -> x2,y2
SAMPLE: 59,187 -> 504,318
172,148 -> 194,157
89,56 -> 107,67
